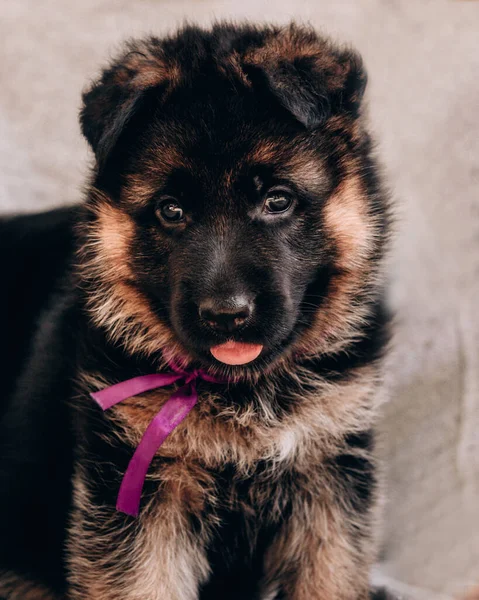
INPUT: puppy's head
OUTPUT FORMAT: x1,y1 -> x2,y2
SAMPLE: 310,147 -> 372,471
79,23 -> 388,377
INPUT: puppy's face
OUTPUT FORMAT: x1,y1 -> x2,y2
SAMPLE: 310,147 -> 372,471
80,24 -> 386,375
116,106 -> 330,370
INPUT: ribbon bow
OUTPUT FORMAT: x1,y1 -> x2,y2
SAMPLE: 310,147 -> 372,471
91,368 -> 224,516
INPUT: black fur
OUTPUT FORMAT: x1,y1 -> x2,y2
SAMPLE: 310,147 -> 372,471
0,208 -> 79,594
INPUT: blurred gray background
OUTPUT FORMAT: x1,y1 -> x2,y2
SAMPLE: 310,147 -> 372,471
1,1 -> 478,598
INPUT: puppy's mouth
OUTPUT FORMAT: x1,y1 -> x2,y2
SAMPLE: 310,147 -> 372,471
209,341 -> 264,365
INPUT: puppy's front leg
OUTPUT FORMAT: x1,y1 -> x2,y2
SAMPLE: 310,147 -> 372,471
262,505 -> 372,600
66,477 -> 210,600
261,466 -> 376,600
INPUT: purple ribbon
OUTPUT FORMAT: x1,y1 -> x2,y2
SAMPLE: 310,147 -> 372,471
90,369 -> 224,516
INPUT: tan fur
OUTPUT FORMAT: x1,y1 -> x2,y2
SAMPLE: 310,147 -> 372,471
324,175 -> 374,271
248,138 -> 329,193
248,138 -> 289,164
220,50 -> 252,86
122,146 -> 191,208
288,155 -> 330,192
262,500 -> 371,600
0,571 -> 59,600
244,25 -> 336,70
294,171 -> 383,357
243,24 -> 363,95
260,387 -> 379,600
92,200 -> 135,280
113,40 -> 181,90
67,468 -> 211,600
77,195 -> 185,362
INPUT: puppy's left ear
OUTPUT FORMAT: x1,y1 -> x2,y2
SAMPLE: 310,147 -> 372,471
80,39 -> 177,166
244,26 -> 367,129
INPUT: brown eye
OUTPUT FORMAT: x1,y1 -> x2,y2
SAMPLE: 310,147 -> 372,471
263,193 -> 294,214
156,199 -> 185,223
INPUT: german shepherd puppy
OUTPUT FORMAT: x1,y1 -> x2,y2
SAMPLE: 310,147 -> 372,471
0,23 -> 390,600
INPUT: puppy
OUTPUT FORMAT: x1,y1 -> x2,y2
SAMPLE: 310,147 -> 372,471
0,22 -> 390,600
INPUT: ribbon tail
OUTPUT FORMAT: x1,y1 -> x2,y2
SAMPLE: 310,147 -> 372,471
116,382 -> 198,516
91,373 -> 183,410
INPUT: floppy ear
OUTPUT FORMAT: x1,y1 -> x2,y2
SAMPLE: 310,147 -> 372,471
243,26 -> 367,129
80,39 -> 177,166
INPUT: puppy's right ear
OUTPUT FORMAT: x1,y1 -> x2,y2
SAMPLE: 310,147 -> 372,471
80,39 -> 178,167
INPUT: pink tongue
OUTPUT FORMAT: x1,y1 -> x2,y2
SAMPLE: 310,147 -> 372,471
210,341 -> 263,365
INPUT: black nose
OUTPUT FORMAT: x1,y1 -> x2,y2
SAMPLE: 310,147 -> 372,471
198,295 -> 253,333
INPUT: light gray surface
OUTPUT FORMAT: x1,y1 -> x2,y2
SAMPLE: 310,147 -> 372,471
1,1 -> 478,598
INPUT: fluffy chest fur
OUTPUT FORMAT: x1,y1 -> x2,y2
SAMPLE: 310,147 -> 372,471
77,358 -> 378,472
71,371 -> 378,600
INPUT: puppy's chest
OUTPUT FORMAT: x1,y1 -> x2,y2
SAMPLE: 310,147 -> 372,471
136,460 -> 291,598
148,458 -> 292,525
110,383 -> 303,467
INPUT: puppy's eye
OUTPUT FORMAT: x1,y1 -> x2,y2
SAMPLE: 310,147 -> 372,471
263,192 -> 294,215
155,198 -> 185,224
